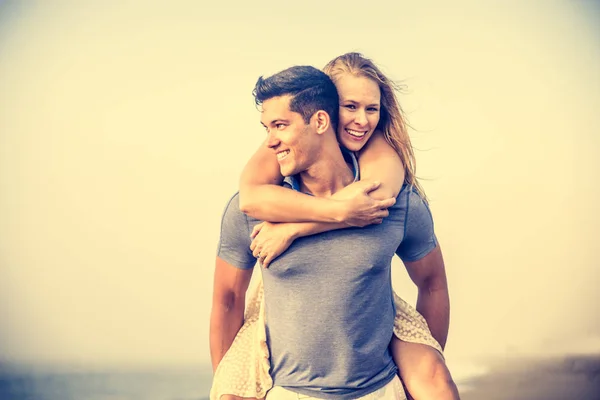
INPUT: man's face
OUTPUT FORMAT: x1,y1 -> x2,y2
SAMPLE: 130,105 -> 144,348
261,95 -> 318,177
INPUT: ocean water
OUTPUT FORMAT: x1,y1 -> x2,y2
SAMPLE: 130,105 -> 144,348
2,356 -> 598,399
0,364 -> 213,400
0,359 -> 495,399
446,359 -> 491,394
0,361 -> 488,400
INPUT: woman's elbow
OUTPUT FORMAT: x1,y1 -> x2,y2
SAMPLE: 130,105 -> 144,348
238,188 -> 256,216
239,185 -> 268,219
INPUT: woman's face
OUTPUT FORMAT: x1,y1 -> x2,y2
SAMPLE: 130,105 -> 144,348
335,73 -> 381,152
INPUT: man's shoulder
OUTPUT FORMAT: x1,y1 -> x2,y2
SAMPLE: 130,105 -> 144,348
222,191 -> 242,214
381,185 -> 431,230
217,192 -> 258,270
221,192 -> 262,227
392,184 -> 427,209
220,192 -> 247,226
386,184 -> 411,215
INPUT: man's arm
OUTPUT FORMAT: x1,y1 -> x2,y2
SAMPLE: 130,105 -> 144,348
403,245 -> 450,349
209,256 -> 254,373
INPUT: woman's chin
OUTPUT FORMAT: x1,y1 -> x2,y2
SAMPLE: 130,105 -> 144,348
339,137 -> 365,153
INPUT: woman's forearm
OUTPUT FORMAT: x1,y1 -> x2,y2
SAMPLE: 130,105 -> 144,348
239,142 -> 347,223
239,183 -> 346,223
286,220 -> 349,240
239,136 -> 398,225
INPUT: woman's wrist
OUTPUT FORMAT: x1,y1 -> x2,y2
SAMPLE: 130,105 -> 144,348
326,199 -> 350,224
284,223 -> 303,241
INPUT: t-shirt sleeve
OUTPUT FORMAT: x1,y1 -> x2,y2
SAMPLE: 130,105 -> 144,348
396,188 -> 438,262
216,193 -> 257,270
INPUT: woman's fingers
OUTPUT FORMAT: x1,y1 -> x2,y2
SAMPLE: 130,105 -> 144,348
258,253 -> 267,266
262,253 -> 274,268
250,222 -> 264,239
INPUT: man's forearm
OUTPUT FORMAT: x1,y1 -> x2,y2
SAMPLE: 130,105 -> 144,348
416,286 -> 450,349
209,302 -> 245,373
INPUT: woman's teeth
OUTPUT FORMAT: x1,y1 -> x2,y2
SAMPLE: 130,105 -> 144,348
346,129 -> 367,138
277,150 -> 290,160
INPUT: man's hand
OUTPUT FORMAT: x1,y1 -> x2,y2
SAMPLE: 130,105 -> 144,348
332,180 -> 396,227
250,222 -> 297,268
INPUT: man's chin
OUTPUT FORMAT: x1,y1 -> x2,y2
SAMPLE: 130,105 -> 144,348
280,165 -> 298,178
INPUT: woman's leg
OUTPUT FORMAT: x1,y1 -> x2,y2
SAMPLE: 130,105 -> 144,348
210,273 -> 272,400
391,338 -> 460,400
391,292 -> 460,400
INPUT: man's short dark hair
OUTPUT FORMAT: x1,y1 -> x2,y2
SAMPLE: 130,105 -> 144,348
252,65 -> 339,129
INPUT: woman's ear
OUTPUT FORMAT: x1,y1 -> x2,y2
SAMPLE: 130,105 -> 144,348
313,110 -> 331,134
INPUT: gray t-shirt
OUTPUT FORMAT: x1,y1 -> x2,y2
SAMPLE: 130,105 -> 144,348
217,163 -> 437,400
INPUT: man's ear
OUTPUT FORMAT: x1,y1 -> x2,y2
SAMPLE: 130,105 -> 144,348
313,110 -> 331,134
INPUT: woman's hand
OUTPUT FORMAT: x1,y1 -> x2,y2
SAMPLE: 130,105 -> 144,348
250,222 -> 298,268
332,180 -> 396,227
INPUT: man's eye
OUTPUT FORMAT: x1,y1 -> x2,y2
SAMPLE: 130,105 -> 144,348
276,124 -> 286,129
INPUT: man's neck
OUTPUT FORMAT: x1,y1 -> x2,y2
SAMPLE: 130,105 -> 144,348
298,144 -> 355,198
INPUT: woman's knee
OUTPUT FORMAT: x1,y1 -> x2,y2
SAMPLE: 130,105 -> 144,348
408,352 -> 448,382
401,348 -> 459,399
407,370 -> 459,400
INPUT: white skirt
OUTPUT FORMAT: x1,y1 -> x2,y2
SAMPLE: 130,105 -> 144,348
210,274 -> 443,400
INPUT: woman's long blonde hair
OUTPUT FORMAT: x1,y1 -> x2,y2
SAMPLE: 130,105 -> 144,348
323,52 -> 427,201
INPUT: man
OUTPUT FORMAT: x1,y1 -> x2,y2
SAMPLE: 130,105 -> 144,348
210,65 -> 453,399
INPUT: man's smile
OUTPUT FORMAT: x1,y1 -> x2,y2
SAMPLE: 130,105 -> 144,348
276,150 -> 290,161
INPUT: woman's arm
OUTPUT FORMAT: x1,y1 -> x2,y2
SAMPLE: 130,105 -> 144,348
238,142 -> 392,226
358,130 -> 406,200
245,133 -> 407,267
249,180 -> 393,267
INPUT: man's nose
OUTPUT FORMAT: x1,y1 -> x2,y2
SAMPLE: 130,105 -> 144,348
266,130 -> 280,148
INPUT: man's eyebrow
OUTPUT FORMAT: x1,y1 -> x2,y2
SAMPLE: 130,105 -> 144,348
262,119 -> 289,127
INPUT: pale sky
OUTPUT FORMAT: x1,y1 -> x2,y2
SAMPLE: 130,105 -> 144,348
0,0 -> 598,367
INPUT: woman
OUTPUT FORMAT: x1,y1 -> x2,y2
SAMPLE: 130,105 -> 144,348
211,53 -> 459,400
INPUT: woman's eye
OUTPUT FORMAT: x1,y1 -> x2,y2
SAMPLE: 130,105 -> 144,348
276,124 -> 286,129
344,104 -> 356,110
368,107 -> 379,112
